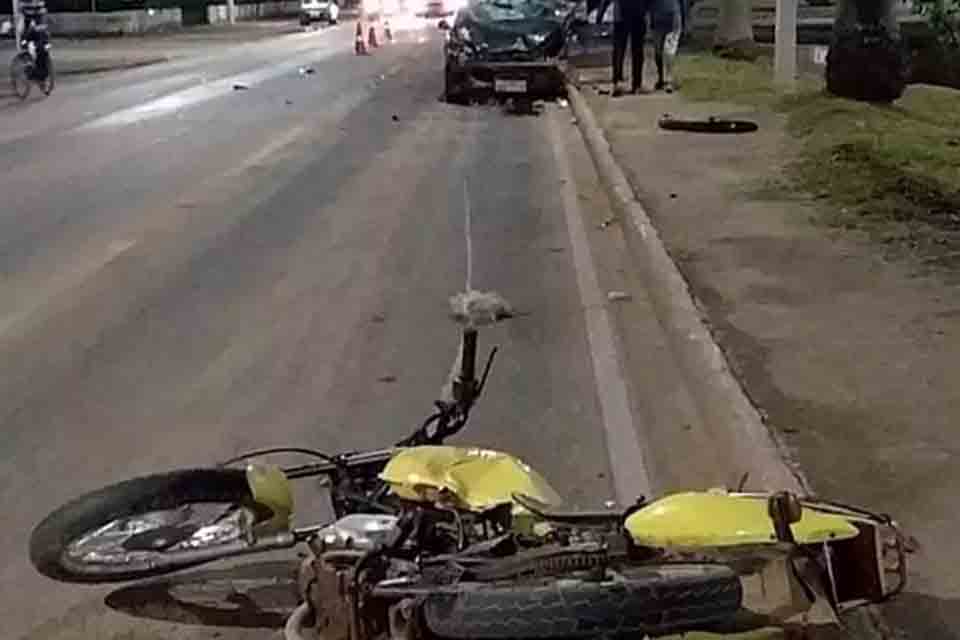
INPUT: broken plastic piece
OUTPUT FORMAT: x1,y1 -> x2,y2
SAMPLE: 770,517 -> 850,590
607,291 -> 631,302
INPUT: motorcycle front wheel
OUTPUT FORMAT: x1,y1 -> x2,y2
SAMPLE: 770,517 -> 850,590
10,53 -> 32,100
30,469 -> 272,583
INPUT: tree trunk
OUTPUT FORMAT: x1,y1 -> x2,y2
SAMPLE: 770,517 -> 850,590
827,0 -> 908,102
714,0 -> 758,59
715,0 -> 754,46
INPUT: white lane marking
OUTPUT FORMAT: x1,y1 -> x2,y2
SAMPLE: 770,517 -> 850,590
78,44 -> 340,131
463,179 -> 473,292
547,110 -> 654,505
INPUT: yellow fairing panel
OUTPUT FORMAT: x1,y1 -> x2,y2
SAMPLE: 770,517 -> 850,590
380,446 -> 562,512
246,464 -> 293,532
625,492 -> 860,548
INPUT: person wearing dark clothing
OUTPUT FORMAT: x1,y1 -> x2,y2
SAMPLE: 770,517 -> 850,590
651,0 -> 681,92
19,0 -> 51,78
611,0 -> 651,95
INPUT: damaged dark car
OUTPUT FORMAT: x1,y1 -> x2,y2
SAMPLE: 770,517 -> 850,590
442,0 -> 581,104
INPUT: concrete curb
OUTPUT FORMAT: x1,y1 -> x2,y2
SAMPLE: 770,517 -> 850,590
565,80 -> 807,494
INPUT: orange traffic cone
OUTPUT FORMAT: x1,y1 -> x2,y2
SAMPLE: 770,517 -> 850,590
368,24 -> 379,49
355,21 -> 367,55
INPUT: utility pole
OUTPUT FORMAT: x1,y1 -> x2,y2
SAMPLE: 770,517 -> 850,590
12,0 -> 22,45
227,0 -> 236,23
774,0 -> 798,86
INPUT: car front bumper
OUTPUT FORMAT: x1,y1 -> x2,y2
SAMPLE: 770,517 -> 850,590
447,60 -> 566,100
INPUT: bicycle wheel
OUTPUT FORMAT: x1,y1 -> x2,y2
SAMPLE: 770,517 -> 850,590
40,57 -> 55,96
10,53 -> 32,100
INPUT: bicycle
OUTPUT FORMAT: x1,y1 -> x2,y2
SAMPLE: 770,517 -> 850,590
10,34 -> 55,101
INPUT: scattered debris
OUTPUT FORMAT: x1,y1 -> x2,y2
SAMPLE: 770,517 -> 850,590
232,83 -> 250,91
607,291 -> 631,302
285,99 -> 294,105
557,97 -> 569,108
298,66 -> 315,75
378,375 -> 397,383
372,313 -> 387,323
571,117 -> 579,125
599,217 -> 616,229
392,114 -> 399,121
669,193 -> 678,199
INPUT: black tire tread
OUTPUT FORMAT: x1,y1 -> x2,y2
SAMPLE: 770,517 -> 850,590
30,468 -> 254,583
423,564 -> 742,639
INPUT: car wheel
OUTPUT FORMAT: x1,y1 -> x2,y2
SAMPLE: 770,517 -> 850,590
300,14 -> 311,26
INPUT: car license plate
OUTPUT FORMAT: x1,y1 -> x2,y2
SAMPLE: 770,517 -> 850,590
495,78 -> 527,94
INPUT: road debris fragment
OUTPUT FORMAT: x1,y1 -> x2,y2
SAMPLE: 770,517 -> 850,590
232,83 -> 249,91
607,291 -> 631,302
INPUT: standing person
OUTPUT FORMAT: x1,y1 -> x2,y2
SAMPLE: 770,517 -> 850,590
19,0 -> 51,78
652,0 -> 681,92
611,0 -> 652,96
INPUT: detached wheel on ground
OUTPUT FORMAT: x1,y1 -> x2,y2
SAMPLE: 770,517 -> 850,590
659,116 -> 758,134
422,564 -> 743,639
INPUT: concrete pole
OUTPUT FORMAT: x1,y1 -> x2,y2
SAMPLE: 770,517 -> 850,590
227,0 -> 236,24
774,0 -> 798,86
12,0 -> 22,45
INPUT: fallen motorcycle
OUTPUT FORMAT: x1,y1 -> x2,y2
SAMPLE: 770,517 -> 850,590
30,292 -> 911,639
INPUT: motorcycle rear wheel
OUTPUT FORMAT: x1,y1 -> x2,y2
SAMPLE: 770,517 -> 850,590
422,563 -> 743,639
40,57 -> 55,96
30,469 -> 269,583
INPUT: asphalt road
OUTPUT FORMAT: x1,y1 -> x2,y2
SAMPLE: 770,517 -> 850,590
0,18 -> 626,640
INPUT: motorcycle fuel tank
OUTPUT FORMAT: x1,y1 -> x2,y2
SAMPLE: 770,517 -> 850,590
379,446 -> 562,513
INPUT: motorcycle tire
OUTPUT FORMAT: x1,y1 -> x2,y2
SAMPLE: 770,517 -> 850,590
658,116 -> 758,134
422,563 -> 742,639
30,469 -> 266,583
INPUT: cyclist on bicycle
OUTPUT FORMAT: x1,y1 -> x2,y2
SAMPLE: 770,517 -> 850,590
20,0 -> 51,79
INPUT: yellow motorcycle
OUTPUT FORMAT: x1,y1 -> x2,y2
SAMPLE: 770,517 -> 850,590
31,293 -> 910,639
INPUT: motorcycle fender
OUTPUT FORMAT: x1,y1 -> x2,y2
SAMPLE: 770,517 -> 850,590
246,464 -> 294,532
625,492 -> 860,548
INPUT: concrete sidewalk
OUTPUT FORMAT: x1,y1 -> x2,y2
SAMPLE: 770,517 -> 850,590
569,61 -> 960,639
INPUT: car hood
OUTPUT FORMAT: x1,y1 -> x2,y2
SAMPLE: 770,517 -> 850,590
455,0 -> 580,56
